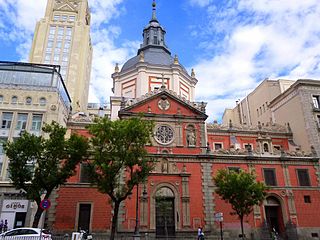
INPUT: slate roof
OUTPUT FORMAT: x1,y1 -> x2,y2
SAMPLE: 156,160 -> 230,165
121,47 -> 188,74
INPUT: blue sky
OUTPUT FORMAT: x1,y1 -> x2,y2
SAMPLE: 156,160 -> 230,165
1,0 -> 320,121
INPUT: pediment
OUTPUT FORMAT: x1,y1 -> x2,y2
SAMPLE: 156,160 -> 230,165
119,89 -> 208,120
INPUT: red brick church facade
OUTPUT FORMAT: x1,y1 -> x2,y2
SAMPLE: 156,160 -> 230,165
49,2 -> 320,239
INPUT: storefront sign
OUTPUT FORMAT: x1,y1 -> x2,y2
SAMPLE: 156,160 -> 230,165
1,200 -> 28,212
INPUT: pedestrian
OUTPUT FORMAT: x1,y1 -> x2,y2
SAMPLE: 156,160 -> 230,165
3,220 -> 7,232
198,226 -> 204,240
0,220 -> 3,233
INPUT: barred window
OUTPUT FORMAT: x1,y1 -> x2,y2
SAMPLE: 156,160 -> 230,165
263,169 -> 277,186
297,169 -> 311,186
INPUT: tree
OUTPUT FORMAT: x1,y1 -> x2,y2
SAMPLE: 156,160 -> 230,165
5,122 -> 88,228
213,169 -> 268,240
87,117 -> 154,240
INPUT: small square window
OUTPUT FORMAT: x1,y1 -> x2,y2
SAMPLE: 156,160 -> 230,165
244,144 -> 252,151
228,167 -> 240,173
69,16 -> 75,22
61,15 -> 67,21
214,143 -> 222,150
304,195 -> 311,203
54,15 -> 60,21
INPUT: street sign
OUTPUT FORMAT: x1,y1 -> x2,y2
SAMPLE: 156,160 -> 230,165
214,212 -> 224,222
40,199 -> 51,210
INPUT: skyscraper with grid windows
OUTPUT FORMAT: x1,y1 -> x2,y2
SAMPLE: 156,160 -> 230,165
29,0 -> 92,112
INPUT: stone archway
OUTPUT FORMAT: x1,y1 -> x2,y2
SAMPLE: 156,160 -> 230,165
155,187 -> 175,237
264,196 -> 285,237
150,184 -> 180,235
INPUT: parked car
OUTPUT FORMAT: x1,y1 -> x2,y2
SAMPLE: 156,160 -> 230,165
0,228 -> 52,239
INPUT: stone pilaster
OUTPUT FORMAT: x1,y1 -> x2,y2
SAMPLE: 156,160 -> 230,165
181,174 -> 190,227
140,184 -> 148,227
201,163 -> 215,229
176,121 -> 183,147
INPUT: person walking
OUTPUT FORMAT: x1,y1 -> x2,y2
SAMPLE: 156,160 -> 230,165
198,226 -> 204,240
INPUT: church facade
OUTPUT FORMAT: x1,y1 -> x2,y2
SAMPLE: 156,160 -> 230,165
49,2 -> 320,239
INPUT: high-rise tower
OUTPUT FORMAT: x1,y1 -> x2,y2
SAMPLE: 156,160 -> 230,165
29,0 -> 92,112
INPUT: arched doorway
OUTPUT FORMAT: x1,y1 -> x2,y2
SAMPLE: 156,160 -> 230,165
264,196 -> 285,237
155,187 -> 175,237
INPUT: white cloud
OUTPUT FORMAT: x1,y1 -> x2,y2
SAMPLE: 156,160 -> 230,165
189,0 -> 212,7
0,0 -> 138,105
192,0 -> 320,121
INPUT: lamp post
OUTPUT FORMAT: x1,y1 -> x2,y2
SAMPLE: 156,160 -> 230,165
133,184 -> 140,240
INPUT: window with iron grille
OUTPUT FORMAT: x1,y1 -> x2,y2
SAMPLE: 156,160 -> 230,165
297,169 -> 311,186
80,163 -> 92,183
263,169 -> 277,186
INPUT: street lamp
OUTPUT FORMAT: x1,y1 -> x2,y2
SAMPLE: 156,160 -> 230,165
133,184 -> 140,240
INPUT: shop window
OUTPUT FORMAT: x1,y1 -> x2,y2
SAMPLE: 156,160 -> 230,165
297,169 -> 311,186
304,195 -> 311,203
263,169 -> 277,186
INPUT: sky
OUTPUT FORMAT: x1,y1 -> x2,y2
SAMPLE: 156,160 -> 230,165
1,0 -> 320,122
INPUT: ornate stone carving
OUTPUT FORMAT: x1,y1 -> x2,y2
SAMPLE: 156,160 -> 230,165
186,127 -> 196,147
154,125 -> 174,145
158,98 -> 170,110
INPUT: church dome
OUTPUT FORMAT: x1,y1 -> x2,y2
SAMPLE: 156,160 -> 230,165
121,0 -> 187,73
121,47 -> 174,72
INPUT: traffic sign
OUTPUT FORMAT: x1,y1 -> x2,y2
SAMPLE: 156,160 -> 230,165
214,212 -> 224,222
40,199 -> 51,210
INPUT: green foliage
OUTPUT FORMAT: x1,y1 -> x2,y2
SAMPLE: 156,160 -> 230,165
214,169 -> 268,239
86,117 -> 154,240
4,121 -> 88,226
213,169 -> 268,219
87,117 -> 154,202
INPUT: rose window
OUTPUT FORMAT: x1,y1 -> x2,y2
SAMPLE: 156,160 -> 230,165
155,125 -> 174,145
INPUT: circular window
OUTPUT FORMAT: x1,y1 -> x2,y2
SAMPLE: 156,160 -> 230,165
154,125 -> 174,145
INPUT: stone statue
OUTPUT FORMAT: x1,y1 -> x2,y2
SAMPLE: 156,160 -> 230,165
187,130 -> 196,146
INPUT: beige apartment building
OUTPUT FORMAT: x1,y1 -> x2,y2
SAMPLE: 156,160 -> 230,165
29,0 -> 92,113
269,79 -> 320,155
0,61 -> 71,230
223,78 -> 320,155
223,79 -> 294,126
